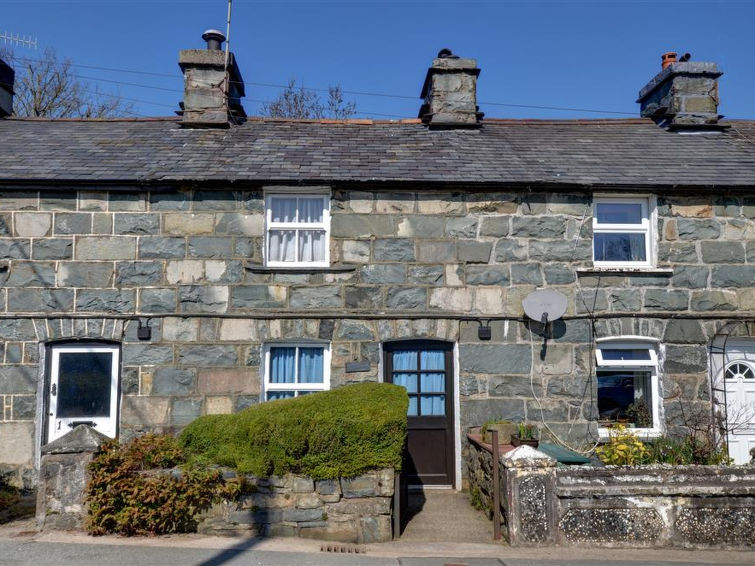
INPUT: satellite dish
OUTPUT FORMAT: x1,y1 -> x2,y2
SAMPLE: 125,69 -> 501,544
522,289 -> 568,324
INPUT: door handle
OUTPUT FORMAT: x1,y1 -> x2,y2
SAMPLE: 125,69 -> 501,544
68,421 -> 97,428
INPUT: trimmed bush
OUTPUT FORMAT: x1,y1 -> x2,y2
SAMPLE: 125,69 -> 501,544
180,382 -> 408,479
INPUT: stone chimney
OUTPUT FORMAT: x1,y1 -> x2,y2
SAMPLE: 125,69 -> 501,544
178,29 -> 246,127
637,52 -> 723,129
419,49 -> 482,127
0,56 -> 14,118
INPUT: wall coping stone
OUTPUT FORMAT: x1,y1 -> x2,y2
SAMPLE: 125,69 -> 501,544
41,425 -> 109,455
501,445 -> 557,469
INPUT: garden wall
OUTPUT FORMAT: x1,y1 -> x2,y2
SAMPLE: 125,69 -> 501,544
465,436 -> 755,549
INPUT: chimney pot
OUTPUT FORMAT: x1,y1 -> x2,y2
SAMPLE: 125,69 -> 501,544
661,51 -> 677,70
202,29 -> 226,51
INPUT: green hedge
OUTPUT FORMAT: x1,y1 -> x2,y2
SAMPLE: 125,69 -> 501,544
179,382 -> 408,480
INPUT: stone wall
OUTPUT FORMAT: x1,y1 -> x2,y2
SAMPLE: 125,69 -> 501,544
464,439 -> 755,548
198,468 -> 395,543
0,187 -> 753,483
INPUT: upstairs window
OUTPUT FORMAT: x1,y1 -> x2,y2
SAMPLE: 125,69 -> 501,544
593,197 -> 653,268
596,339 -> 660,436
265,193 -> 330,267
262,343 -> 330,401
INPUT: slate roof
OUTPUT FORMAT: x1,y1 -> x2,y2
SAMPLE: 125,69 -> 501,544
1,116 -> 754,188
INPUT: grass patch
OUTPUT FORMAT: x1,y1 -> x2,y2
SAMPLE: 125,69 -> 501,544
180,382 -> 408,480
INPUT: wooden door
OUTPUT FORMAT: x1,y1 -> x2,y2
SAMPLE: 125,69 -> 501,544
384,341 -> 454,486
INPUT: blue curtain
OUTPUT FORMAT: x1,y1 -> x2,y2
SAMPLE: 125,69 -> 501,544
299,348 -> 324,383
421,373 -> 445,393
420,350 -> 444,370
267,391 -> 295,401
270,347 -> 296,383
421,395 -> 445,415
393,350 -> 417,370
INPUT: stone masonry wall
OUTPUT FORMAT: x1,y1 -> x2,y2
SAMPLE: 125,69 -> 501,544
0,187 -> 753,484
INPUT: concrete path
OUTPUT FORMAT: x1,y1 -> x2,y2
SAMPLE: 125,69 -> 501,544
399,489 -> 497,544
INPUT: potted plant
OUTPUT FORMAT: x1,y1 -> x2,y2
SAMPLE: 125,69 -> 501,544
626,399 -> 651,428
511,422 -> 539,448
481,419 -> 518,444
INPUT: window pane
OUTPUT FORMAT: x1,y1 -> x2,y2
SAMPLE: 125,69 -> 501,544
57,352 -> 112,418
407,395 -> 418,416
594,233 -> 646,262
420,350 -> 445,370
267,391 -> 295,401
601,348 -> 652,361
421,395 -> 445,416
596,202 -> 643,224
270,197 -> 297,222
597,370 -> 652,427
270,347 -> 296,383
393,373 -> 418,393
299,198 -> 324,223
299,348 -> 324,384
269,230 -> 296,262
421,373 -> 445,393
298,230 -> 326,262
392,350 -> 418,371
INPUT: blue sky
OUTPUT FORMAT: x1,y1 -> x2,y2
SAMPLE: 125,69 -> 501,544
2,1 -> 753,120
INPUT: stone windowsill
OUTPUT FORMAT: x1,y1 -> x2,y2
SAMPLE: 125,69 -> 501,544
244,263 -> 357,274
576,267 -> 674,276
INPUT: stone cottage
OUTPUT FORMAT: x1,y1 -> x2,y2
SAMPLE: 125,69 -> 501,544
0,35 -> 754,491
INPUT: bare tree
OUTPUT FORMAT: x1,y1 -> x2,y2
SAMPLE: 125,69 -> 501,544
261,79 -> 356,119
0,47 -> 133,118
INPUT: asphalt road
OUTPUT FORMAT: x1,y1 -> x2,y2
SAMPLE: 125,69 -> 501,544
0,540 -> 750,566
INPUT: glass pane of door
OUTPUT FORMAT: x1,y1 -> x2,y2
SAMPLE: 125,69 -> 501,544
57,352 -> 112,417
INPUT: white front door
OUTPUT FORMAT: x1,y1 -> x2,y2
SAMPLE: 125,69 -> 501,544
715,339 -> 755,465
47,344 -> 120,443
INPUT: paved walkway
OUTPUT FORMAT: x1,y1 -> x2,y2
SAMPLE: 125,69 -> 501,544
399,489 -> 498,544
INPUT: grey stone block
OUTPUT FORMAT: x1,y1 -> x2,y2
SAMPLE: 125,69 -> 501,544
115,261 -> 162,286
397,215 -> 443,238
121,367 -> 139,395
171,398 -> 203,425
335,320 -> 375,341
179,286 -> 229,314
153,368 -> 196,395
511,263 -> 543,285
9,289 -> 73,312
445,217 -> 478,238
460,344 -> 531,374
150,192 -> 189,211
138,237 -> 186,259
109,193 -> 146,212
417,241 -> 456,263
711,265 -> 755,287
4,343 -> 22,363
643,289 -> 689,311
33,238 -> 72,260
665,345 -> 707,374
189,237 -> 233,258
40,191 -> 77,211
663,319 -> 706,343
495,239 -> 527,262
385,287 -> 426,310
92,213 -> 113,234
344,286 -> 382,309
458,240 -> 492,264
193,190 -> 239,211
331,215 -> 393,238
628,274 -> 669,287
360,264 -> 405,284
690,290 -> 737,311
57,262 -> 114,288
76,290 -> 135,313
0,239 -> 30,259
123,344 -> 174,365
13,395 -> 36,420
528,239 -> 591,261
54,213 -> 92,235
290,286 -> 342,309
214,213 -> 263,236
0,320 -> 36,341
671,266 -> 709,289
139,288 -> 177,313
407,265 -> 443,284
232,286 -> 287,309
543,264 -> 576,285
608,290 -> 641,311
460,398 -> 526,428
466,266 -> 510,285
281,508 -> 325,522
341,475 -> 377,498
700,241 -> 745,263
0,365 -> 37,393
658,243 -> 698,263
511,216 -> 566,238
76,237 -> 135,260
480,216 -> 510,237
114,213 -> 160,235
5,261 -> 56,287
373,238 -> 415,262
677,218 -> 721,240
178,345 -> 238,366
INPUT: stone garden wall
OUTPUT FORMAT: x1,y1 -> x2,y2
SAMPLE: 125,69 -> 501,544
465,439 -> 755,548
0,187 -> 753,485
198,468 -> 395,543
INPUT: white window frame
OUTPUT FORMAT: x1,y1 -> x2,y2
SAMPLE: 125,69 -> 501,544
593,196 -> 655,268
595,337 -> 661,439
261,342 -> 331,401
264,190 -> 331,268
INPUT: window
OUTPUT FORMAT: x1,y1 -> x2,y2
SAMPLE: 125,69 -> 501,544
596,339 -> 660,436
593,197 -> 653,268
262,343 -> 330,401
387,346 -> 450,417
265,193 -> 330,267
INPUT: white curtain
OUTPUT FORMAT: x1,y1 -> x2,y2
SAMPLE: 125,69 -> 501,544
298,230 -> 326,262
269,230 -> 296,262
271,197 -> 297,222
299,198 -> 324,223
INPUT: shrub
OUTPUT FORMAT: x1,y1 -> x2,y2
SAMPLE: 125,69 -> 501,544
180,382 -> 408,480
642,436 -> 733,466
86,433 -> 233,536
595,424 -> 648,465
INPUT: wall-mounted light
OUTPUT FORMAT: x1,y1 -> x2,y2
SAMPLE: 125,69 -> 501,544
137,319 -> 152,341
478,320 -> 492,341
